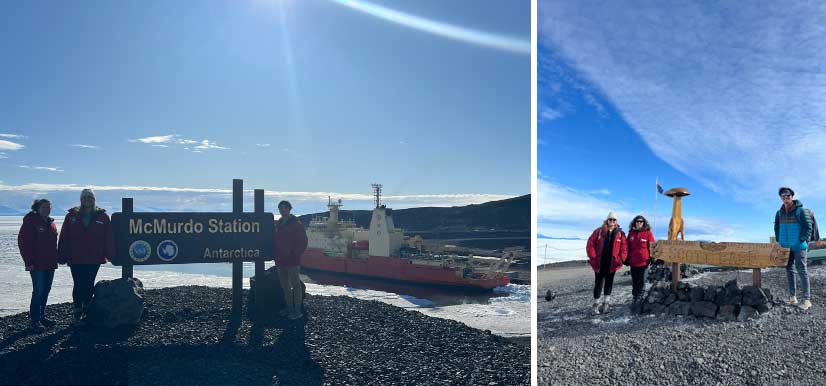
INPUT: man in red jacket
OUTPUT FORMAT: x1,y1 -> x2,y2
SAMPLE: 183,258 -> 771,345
18,198 -> 59,332
274,200 -> 308,320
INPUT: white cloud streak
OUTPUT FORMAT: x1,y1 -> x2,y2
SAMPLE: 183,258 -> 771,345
0,140 -> 25,151
131,135 -> 229,152
18,165 -> 64,172
69,144 -> 99,149
539,1 -> 826,206
0,134 -> 26,139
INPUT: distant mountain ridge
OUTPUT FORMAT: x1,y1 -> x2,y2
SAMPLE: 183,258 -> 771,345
298,194 -> 529,232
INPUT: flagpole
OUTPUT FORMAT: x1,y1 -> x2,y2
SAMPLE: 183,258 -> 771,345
654,177 -> 658,236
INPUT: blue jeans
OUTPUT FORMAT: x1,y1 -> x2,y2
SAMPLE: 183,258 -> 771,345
29,270 -> 55,324
786,250 -> 811,300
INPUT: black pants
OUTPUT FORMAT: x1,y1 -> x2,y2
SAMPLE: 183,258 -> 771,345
593,270 -> 616,299
630,266 -> 648,299
70,264 -> 100,310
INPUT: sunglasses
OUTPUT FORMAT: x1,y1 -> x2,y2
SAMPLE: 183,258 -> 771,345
780,194 -> 792,198
635,220 -> 644,223
607,219 -> 617,222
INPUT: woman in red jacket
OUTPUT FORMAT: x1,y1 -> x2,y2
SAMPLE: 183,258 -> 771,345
586,211 -> 627,314
57,189 -> 115,323
627,215 -> 656,304
274,200 -> 308,320
17,199 -> 59,332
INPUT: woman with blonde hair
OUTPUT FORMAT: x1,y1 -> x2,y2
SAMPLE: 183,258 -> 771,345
586,212 -> 627,314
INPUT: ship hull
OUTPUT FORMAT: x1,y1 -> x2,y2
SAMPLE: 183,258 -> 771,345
300,248 -> 508,291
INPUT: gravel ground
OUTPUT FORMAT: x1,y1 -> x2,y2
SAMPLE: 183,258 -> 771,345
538,264 -> 826,386
0,286 -> 529,386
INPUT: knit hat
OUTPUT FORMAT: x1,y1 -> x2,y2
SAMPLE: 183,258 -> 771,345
606,211 -> 618,221
80,188 -> 95,200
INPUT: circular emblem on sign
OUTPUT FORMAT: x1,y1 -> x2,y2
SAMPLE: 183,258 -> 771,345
157,240 -> 178,262
129,240 -> 152,263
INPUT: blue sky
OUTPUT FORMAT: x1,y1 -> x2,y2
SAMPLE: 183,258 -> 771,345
0,0 -> 528,214
538,1 -> 826,243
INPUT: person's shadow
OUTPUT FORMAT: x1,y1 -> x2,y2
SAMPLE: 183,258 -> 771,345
251,314 -> 323,386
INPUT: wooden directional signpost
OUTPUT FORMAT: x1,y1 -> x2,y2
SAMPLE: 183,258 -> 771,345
653,240 -> 790,288
111,179 -> 273,318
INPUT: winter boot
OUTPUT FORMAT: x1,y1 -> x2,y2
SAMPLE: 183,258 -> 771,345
601,295 -> 611,314
592,299 -> 601,315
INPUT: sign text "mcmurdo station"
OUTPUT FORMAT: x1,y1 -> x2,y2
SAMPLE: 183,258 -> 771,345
129,218 -> 261,235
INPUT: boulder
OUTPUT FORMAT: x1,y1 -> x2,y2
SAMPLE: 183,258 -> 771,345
704,286 -> 720,302
717,304 -> 739,321
741,286 -> 768,307
691,301 -> 718,318
247,266 -> 307,322
690,287 -> 705,303
663,293 -> 677,306
86,278 -> 145,328
738,305 -> 759,321
716,282 -> 742,306
668,301 -> 691,316
643,302 -> 666,315
545,290 -> 556,302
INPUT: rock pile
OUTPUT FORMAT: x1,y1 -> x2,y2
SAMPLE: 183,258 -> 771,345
647,262 -> 702,282
636,279 -> 773,320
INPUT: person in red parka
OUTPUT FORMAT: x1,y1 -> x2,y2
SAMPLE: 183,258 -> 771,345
274,200 -> 308,320
627,215 -> 656,305
57,189 -> 115,323
17,199 -> 59,332
586,211 -> 627,314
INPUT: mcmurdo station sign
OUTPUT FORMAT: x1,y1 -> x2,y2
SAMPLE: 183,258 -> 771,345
112,213 -> 274,265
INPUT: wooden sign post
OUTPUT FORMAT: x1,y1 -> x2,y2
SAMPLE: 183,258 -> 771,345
111,179 -> 274,318
653,240 -> 790,287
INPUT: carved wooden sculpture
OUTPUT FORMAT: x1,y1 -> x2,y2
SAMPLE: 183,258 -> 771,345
665,187 -> 690,241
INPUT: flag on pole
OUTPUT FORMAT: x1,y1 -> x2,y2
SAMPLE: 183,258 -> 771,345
656,182 -> 664,194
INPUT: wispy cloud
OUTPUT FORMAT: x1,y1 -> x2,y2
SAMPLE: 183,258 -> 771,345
131,135 -> 229,152
130,135 -> 177,144
0,134 -> 26,139
540,1 -> 826,205
0,140 -> 25,151
193,140 -> 229,150
256,143 -> 271,148
18,165 -> 64,172
69,144 -> 98,149
539,106 -> 563,122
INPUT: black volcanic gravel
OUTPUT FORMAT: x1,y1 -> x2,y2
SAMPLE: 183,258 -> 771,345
538,266 -> 826,386
0,286 -> 528,386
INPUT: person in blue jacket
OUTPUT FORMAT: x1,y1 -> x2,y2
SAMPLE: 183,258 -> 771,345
774,187 -> 812,310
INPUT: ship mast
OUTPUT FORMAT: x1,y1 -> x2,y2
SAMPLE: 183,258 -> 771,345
327,196 -> 342,227
372,183 -> 383,208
